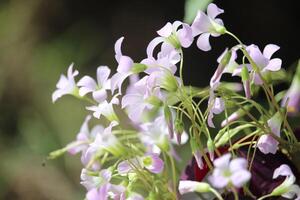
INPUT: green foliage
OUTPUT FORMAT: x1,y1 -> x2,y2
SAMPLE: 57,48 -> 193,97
184,0 -> 213,23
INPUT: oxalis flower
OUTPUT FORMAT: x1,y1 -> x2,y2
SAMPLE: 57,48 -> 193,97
111,37 -> 147,94
121,76 -> 163,123
83,121 -> 123,167
268,164 -> 300,199
207,88 -> 225,128
117,153 -> 164,175
257,112 -> 282,154
86,95 -> 119,122
52,63 -> 79,102
77,66 -> 111,103
147,21 -> 193,56
191,3 -> 226,51
81,168 -> 126,200
66,115 -> 104,155
208,153 -> 251,189
233,44 -> 282,85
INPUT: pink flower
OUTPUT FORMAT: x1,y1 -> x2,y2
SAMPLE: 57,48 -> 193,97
111,37 -> 138,94
208,154 -> 251,188
147,21 -> 193,56
52,63 -> 79,102
117,153 -> 164,175
257,112 -> 282,154
77,66 -> 111,103
207,94 -> 225,128
191,3 -> 226,51
271,164 -> 300,199
233,44 -> 282,85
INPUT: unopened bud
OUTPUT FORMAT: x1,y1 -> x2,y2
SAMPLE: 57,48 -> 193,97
175,119 -> 184,144
164,105 -> 174,139
207,138 -> 215,160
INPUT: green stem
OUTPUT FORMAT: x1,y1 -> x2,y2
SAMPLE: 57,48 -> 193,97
257,194 -> 273,200
209,188 -> 224,200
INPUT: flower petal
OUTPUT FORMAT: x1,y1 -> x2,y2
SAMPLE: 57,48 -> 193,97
246,44 -> 268,68
114,37 -> 124,62
263,44 -> 280,59
144,154 -> 164,174
207,3 -> 224,19
191,11 -> 211,36
117,160 -> 132,175
213,153 -> 231,169
146,37 -> 164,58
257,134 -> 279,154
231,170 -> 251,188
92,89 -> 107,103
264,58 -> 282,72
117,56 -> 134,73
273,164 -> 294,179
196,33 -> 211,51
177,23 -> 193,48
97,66 -> 110,86
157,22 -> 173,37
230,158 -> 248,171
77,76 -> 97,96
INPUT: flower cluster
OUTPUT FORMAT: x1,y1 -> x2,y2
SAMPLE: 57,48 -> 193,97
49,3 -> 300,200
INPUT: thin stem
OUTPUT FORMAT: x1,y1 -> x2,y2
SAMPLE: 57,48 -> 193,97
231,186 -> 239,200
226,30 -> 297,144
257,194 -> 273,200
209,188 -> 224,200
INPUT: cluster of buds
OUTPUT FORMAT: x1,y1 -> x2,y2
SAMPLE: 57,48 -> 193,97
49,3 -> 300,200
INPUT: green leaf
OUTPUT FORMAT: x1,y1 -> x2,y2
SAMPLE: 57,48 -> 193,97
184,0 -> 213,24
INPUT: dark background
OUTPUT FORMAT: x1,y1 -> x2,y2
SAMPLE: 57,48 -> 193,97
0,0 -> 298,199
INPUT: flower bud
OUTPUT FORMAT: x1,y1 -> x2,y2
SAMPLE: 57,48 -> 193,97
175,118 -> 184,144
221,105 -> 252,127
241,65 -> 251,99
164,105 -> 174,139
207,138 -> 215,160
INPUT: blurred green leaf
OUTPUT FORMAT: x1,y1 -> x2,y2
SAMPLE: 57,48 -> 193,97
184,0 -> 213,24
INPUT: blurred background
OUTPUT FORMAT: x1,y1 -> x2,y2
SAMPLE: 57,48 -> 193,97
0,0 -> 298,199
